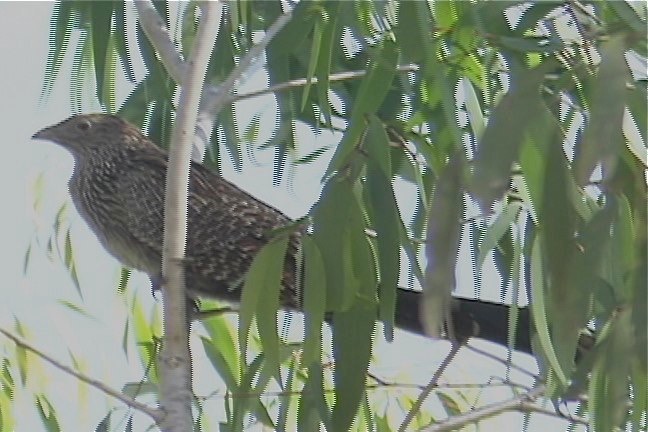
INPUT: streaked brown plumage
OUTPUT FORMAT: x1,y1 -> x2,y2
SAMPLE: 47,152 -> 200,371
33,114 -> 300,307
32,114 -> 566,355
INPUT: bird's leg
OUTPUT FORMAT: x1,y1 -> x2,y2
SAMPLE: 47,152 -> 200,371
150,274 -> 164,298
150,274 -> 200,329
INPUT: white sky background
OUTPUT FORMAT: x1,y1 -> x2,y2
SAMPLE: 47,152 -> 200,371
0,2 -> 585,431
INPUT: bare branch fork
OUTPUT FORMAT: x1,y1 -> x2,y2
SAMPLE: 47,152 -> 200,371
398,343 -> 461,432
136,1 -> 294,160
423,385 -> 548,432
0,327 -> 164,423
134,1 -> 295,430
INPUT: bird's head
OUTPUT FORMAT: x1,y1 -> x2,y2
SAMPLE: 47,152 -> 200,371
33,114 -> 149,159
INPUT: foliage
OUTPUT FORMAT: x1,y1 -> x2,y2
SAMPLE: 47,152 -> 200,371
14,0 -> 647,430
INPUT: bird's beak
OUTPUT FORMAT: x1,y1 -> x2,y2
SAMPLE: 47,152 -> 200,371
32,127 -> 52,141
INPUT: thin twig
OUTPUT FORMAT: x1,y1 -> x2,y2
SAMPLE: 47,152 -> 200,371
0,327 -> 163,422
423,385 -> 547,431
367,372 -> 532,393
200,10 -> 295,119
134,0 -> 187,83
229,64 -> 419,104
465,344 -> 538,379
518,401 -> 589,426
194,375 -> 533,401
398,343 -> 461,432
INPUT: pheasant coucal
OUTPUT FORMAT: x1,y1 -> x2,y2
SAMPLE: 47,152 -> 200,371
33,113 -> 302,307
33,113 -> 543,353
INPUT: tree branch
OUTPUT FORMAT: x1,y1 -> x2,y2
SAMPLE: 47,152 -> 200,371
200,9 -> 294,120
134,0 -> 187,84
158,2 -> 223,431
229,64 -> 419,104
423,385 -> 547,432
0,327 -> 163,423
398,343 -> 461,432
517,401 -> 589,426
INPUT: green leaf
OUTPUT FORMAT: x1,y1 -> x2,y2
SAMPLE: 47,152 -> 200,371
64,229 -> 82,298
12,319 -> 28,386
540,128 -> 584,380
238,235 -> 289,372
325,39 -> 399,176
267,1 -> 315,55
433,0 -> 458,29
35,394 -> 61,432
301,237 -> 326,366
242,113 -> 261,146
422,150 -> 464,337
56,300 -> 94,320
231,354 -> 276,431
220,105 -> 243,172
276,355 -> 297,430
506,230 -> 523,353
201,312 -> 240,388
297,362 -> 330,431
574,34 -> 629,186
0,383 -> 15,431
477,201 -> 522,270
117,268 -> 131,294
180,2 -> 199,60
118,75 -> 155,126
89,0 -> 114,106
625,85 -> 647,167
590,310 -> 633,431
94,412 -> 110,432
41,1 -> 76,103
70,32 -> 90,113
470,60 -> 553,209
311,179 -> 360,310
113,0 -> 134,82
301,12 -> 324,111
364,117 -> 401,340
437,391 -> 462,417
461,78 -> 485,139
315,5 -> 341,126
295,146 -> 331,165
200,336 -> 239,390
529,236 -> 568,387
131,296 -> 158,382
474,2 -> 519,37
609,0 -> 647,33
256,235 -> 290,380
518,135 -> 545,223
101,34 -> 117,113
331,303 -> 375,431
394,1 -> 432,63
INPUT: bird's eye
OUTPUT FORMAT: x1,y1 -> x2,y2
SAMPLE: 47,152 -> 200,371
76,120 -> 92,132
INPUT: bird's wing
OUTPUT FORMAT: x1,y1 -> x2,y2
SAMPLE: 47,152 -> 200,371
183,161 -> 297,295
115,148 -> 297,302
113,149 -> 167,274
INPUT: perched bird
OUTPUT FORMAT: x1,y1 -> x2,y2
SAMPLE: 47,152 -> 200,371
34,113 -> 547,354
32,114 -> 300,307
